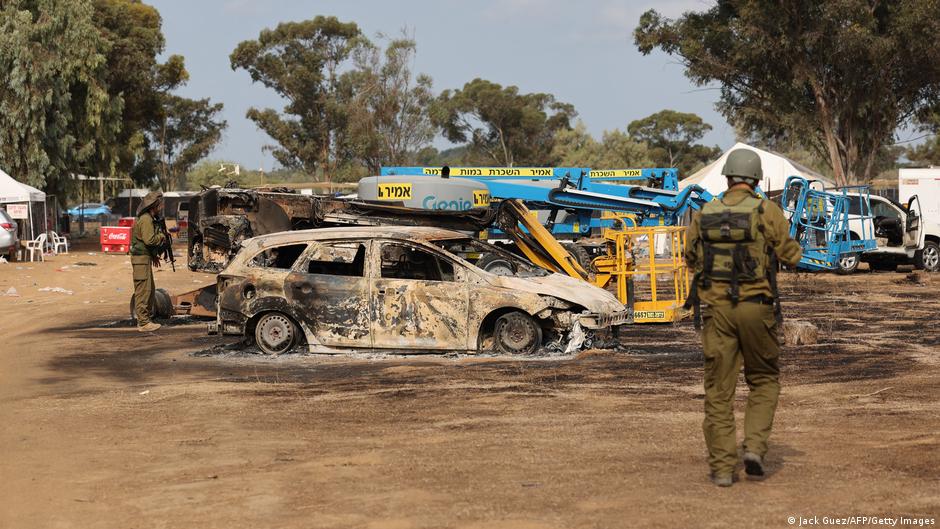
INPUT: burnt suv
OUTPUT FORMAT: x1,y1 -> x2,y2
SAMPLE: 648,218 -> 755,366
209,226 -> 629,355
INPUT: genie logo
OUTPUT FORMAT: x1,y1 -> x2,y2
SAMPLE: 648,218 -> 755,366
422,195 -> 474,211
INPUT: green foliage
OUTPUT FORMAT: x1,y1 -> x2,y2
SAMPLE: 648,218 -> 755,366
185,160 -> 244,189
628,110 -> 720,175
0,0 -> 223,198
905,110 -> 940,167
430,78 -> 576,166
230,16 -> 364,179
156,96 -> 226,190
412,145 -> 481,167
906,138 -> 940,167
0,0 -> 115,194
635,1 -> 940,185
183,159 -> 364,190
343,35 -> 435,173
551,122 -> 654,169
94,0 -> 188,183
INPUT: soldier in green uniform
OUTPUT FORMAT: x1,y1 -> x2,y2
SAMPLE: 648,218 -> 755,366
131,191 -> 167,332
684,149 -> 802,487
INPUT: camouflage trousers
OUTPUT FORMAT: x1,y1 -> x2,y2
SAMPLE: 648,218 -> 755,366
701,301 -> 780,477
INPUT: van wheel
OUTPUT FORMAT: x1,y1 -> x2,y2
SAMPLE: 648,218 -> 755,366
836,253 -> 859,275
915,241 -> 940,272
493,312 -> 542,355
254,312 -> 298,355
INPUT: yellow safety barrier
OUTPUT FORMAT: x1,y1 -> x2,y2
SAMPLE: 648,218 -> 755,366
593,223 -> 690,324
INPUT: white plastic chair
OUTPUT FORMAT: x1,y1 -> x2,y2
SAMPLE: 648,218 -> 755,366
25,233 -> 47,262
49,231 -> 69,254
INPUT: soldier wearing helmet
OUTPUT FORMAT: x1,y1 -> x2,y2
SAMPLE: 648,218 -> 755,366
684,149 -> 802,486
130,191 -> 167,332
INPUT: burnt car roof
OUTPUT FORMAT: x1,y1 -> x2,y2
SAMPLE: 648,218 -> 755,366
244,226 -> 469,249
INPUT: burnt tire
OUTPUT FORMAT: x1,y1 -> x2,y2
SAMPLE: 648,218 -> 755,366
836,253 -> 860,275
493,312 -> 542,355
129,287 -> 174,322
254,312 -> 298,355
914,240 -> 940,272
476,252 -> 515,276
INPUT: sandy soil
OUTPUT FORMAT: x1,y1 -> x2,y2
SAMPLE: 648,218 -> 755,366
1,240 -> 938,528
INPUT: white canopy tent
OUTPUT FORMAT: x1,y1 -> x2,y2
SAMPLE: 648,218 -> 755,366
0,168 -> 48,240
680,142 -> 832,194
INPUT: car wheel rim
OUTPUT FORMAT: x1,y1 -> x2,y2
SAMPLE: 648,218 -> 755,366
840,255 -> 857,269
925,246 -> 939,270
258,314 -> 292,353
497,315 -> 538,352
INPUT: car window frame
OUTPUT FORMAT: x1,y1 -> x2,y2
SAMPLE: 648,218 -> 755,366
245,241 -> 312,271
294,239 -> 371,278
373,239 -> 467,283
869,196 -> 902,220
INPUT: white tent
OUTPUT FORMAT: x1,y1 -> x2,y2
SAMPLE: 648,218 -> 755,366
0,168 -> 45,203
680,142 -> 832,194
0,168 -> 48,240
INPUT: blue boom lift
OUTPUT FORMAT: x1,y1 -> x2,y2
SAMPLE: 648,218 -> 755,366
780,175 -> 877,272
378,166 -> 715,233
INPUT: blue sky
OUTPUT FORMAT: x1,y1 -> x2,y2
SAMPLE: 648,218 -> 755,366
150,0 -> 731,171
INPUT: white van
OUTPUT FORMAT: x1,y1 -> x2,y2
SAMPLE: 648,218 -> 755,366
899,168 -> 940,222
844,193 -> 939,273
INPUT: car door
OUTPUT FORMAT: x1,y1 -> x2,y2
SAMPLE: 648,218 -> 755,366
285,240 -> 372,348
371,241 -> 470,351
904,195 -> 926,255
219,241 -> 310,317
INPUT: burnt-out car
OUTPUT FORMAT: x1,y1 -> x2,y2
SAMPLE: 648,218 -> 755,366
209,226 -> 630,355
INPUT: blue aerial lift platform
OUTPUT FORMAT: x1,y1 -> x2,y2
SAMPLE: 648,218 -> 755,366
780,175 -> 877,272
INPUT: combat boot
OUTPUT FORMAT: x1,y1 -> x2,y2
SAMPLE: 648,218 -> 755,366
709,473 -> 734,487
138,322 -> 162,332
743,452 -> 765,480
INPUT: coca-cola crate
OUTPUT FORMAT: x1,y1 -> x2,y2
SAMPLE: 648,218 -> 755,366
100,226 -> 132,253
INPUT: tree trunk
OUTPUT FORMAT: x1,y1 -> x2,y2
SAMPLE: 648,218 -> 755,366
809,80 -> 848,187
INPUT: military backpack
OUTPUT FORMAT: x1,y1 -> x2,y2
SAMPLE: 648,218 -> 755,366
685,195 -> 782,328
697,195 -> 770,293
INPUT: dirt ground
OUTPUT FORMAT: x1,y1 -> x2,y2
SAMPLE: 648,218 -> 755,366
1,240 -> 938,529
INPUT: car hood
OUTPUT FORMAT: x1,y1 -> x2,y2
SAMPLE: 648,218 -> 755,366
488,272 -> 625,314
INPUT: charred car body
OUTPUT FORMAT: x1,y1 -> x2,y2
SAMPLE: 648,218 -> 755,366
209,226 -> 629,355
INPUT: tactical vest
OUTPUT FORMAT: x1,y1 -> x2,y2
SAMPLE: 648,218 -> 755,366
697,195 -> 770,302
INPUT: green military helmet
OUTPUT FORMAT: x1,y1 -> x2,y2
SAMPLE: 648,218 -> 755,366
137,190 -> 164,216
721,149 -> 763,185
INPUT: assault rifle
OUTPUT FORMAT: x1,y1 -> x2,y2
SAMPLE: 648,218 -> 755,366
154,215 -> 176,272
